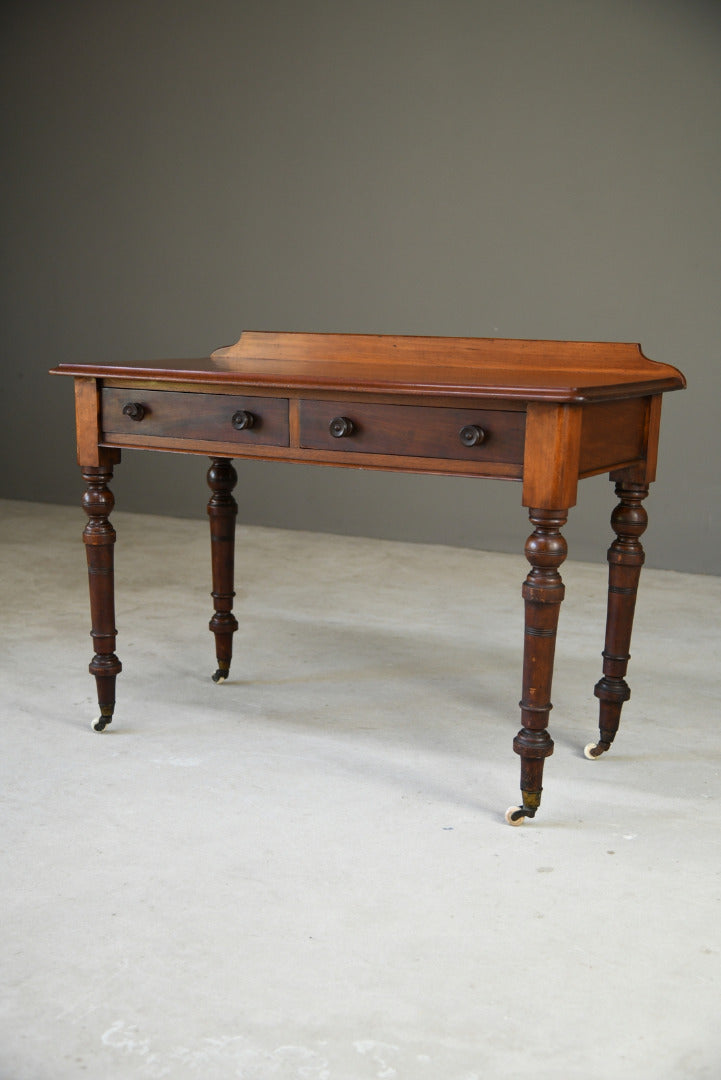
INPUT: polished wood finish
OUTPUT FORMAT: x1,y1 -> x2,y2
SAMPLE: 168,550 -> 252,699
81,465 -> 121,731
55,331 -> 685,401
207,458 -> 239,684
101,387 -> 289,447
578,398 -> 648,476
51,331 -> 685,823
298,399 -> 525,463
522,403 -> 583,509
509,508 -> 568,822
589,482 -> 650,757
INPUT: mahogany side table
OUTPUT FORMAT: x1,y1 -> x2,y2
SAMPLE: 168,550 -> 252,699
51,332 -> 685,824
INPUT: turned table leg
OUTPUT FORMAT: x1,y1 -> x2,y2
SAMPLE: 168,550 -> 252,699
585,481 -> 649,759
506,508 -> 568,824
82,465 -> 122,731
207,458 -> 239,683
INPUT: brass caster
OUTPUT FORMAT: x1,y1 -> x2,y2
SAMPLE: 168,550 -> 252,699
505,806 -> 526,826
584,742 -> 604,759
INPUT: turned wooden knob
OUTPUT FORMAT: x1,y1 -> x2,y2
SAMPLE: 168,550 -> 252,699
122,402 -> 145,421
330,419 -> 354,440
459,424 -> 486,447
329,416 -> 354,438
231,409 -> 255,430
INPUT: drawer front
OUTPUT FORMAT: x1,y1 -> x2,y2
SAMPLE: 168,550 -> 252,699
101,388 -> 289,446
299,400 -> 525,463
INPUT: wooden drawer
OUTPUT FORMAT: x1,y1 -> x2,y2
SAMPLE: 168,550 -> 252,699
298,400 -> 525,463
101,388 -> 289,447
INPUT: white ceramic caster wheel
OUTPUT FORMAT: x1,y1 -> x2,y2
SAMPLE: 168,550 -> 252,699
91,718 -> 108,732
584,742 -> 601,759
505,806 -> 525,826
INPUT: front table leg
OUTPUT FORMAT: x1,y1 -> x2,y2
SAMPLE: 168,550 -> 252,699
506,508 -> 568,825
207,458 -> 239,683
585,481 -> 649,759
82,466 -> 122,731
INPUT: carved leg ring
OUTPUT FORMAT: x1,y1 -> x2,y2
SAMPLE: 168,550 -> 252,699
586,481 -> 649,759
507,509 -> 567,824
207,458 -> 239,683
82,467 -> 122,731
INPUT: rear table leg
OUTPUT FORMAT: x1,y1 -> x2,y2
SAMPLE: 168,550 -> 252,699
207,458 -> 239,683
586,481 -> 649,759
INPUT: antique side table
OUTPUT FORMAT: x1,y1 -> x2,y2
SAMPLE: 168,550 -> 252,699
51,332 -> 685,824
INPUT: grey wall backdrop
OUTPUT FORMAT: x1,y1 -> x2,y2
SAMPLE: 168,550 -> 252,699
2,0 -> 719,573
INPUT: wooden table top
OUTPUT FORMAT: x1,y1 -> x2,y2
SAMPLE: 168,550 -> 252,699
51,331 -> 686,403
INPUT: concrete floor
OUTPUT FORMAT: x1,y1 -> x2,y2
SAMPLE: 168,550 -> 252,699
1,497 -> 719,1080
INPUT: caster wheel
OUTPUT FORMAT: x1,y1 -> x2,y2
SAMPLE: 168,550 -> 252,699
584,742 -> 602,759
212,670 -> 227,684
505,806 -> 525,826
91,717 -> 110,732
